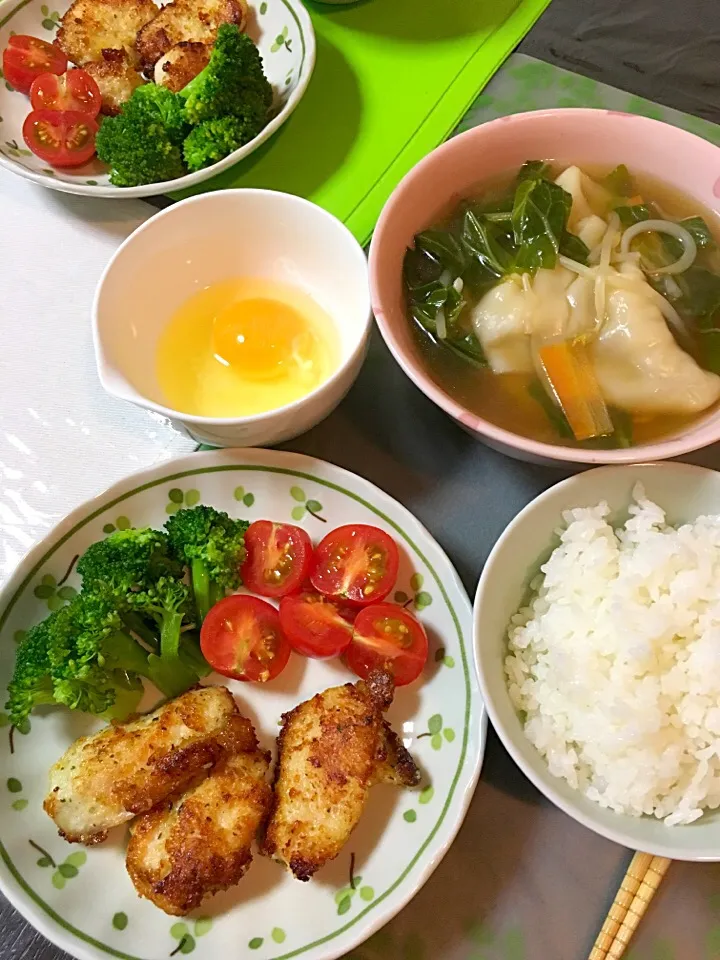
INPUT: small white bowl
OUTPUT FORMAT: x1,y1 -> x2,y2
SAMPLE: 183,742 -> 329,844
474,462 -> 720,860
93,189 -> 371,446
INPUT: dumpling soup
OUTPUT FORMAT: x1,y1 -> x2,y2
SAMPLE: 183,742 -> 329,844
403,162 -> 720,449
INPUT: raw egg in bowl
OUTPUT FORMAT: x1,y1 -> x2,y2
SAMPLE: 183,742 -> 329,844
93,190 -> 371,447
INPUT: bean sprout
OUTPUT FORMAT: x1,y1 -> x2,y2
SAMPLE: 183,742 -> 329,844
435,306 -> 447,340
620,219 -> 697,275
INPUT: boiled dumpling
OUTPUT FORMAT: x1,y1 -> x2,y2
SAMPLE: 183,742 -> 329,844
555,166 -> 611,230
576,214 -> 608,251
590,264 -> 720,415
470,277 -> 532,374
470,268 -> 573,374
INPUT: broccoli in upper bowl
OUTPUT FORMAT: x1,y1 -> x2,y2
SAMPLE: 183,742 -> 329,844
96,24 -> 274,186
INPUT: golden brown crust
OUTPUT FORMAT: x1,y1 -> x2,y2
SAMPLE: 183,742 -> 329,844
374,723 -> 421,787
135,0 -> 246,72
44,686 -> 240,844
262,672 -> 416,882
153,41 -> 211,92
84,51 -> 145,115
55,0 -> 157,66
126,741 -> 271,915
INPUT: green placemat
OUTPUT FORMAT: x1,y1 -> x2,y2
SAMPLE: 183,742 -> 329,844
174,0 -> 551,244
459,53 -> 720,145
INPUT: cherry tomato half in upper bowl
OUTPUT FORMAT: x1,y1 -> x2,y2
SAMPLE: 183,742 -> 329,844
200,595 -> 291,682
30,69 -> 102,118
241,520 -> 313,599
22,109 -> 98,167
3,36 -> 67,95
346,603 -> 428,686
279,591 -> 356,659
310,524 -> 400,606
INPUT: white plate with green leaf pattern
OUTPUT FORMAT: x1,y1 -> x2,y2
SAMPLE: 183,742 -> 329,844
0,0 -> 314,197
0,448 -> 485,960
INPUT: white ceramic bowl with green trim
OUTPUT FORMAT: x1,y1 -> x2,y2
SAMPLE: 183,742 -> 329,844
0,0 -> 314,197
0,448 -> 486,960
474,462 -> 720,861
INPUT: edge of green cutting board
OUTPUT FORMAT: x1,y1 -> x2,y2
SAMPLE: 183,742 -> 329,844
172,0 -> 552,246
336,0 -> 552,245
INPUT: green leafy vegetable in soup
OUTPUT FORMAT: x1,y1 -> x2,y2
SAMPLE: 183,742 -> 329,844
404,161 -> 720,449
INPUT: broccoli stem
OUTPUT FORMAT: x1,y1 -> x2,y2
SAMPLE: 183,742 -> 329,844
160,612 -> 184,661
121,611 -> 160,650
208,581 -> 222,609
107,631 -> 156,678
179,632 -> 212,678
191,558 -> 211,622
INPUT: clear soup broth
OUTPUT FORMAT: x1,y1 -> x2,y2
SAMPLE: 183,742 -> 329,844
405,162 -> 720,449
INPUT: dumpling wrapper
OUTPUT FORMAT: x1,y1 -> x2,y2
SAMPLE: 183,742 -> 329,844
589,265 -> 720,415
470,268 -> 573,374
555,166 -> 611,230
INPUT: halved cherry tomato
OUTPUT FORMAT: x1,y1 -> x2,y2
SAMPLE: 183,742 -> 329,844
310,524 -> 399,606
279,591 -> 356,659
30,69 -> 101,118
241,521 -> 313,599
22,109 -> 98,167
200,595 -> 291,682
3,36 -> 67,95
346,602 -> 428,686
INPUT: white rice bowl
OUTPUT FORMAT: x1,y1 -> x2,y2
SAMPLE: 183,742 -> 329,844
506,482 -> 720,827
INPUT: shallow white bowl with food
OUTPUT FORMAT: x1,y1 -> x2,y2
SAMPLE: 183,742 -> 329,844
475,462 -> 720,860
0,448 -> 486,960
93,189 -> 371,447
0,0 -> 314,197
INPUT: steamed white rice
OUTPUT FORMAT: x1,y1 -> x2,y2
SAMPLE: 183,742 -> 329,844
505,484 -> 720,826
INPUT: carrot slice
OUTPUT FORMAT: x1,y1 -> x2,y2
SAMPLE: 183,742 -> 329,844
537,339 -> 613,441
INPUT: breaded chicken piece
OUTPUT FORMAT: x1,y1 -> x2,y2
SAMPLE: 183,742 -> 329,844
55,0 -> 158,66
263,672 -> 419,881
153,41 -> 211,92
375,724 -> 422,788
126,722 -> 271,915
136,0 -> 246,71
84,50 -> 145,115
44,686 -> 242,845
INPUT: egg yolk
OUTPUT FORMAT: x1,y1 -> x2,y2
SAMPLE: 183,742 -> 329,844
154,277 -> 339,419
212,298 -> 311,381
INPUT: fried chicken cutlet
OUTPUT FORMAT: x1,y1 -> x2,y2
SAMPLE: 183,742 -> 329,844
262,672 -> 419,881
127,724 -> 271,915
55,0 -> 157,67
136,0 -> 247,71
84,50 -> 145,114
44,686 -> 243,844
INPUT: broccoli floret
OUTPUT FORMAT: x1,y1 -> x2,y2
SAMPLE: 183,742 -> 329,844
127,576 -> 199,697
78,531 -> 208,697
5,597 -> 149,727
77,527 -> 181,644
183,115 -> 259,172
96,85 -> 189,187
179,25 -> 272,129
165,506 -> 249,621
5,618 -> 56,728
77,527 -> 180,595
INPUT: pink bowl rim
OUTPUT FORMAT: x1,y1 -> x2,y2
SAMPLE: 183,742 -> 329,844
369,108 -> 720,465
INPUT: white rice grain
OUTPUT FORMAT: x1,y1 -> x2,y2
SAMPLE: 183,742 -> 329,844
506,484 -> 720,825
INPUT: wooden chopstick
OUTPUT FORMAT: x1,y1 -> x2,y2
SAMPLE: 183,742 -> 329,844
587,853 -> 671,960
606,856 -> 671,959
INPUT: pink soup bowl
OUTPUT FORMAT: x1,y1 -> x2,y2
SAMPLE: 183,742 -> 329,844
368,109 -> 720,466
